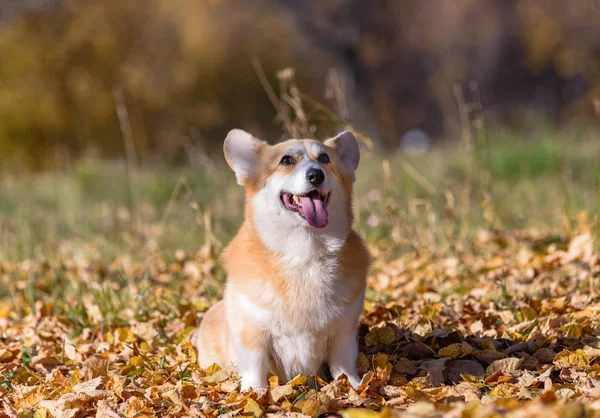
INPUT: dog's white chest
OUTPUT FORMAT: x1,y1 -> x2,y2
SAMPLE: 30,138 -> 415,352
233,254 -> 353,379
265,259 -> 359,380
277,255 -> 351,329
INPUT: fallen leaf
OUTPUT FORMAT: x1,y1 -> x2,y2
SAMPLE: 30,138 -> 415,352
489,383 -> 519,398
553,349 -> 590,369
243,398 -> 263,417
446,359 -> 485,383
486,357 -> 524,376
287,374 -> 307,387
365,327 -> 396,346
419,358 -> 447,386
270,384 -> 294,403
438,342 -> 474,358
393,357 -> 418,375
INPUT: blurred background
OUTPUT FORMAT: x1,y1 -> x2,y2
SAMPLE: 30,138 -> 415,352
0,0 -> 599,260
2,0 -> 600,169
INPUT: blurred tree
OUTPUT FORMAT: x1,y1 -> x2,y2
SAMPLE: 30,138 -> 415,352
0,0 -> 599,169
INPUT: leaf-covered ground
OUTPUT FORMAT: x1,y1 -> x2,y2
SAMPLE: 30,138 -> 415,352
1,221 -> 600,417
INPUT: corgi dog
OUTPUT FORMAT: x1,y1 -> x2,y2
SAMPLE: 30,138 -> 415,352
194,129 -> 369,390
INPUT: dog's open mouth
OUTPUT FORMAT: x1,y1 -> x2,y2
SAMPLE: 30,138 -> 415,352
280,190 -> 330,228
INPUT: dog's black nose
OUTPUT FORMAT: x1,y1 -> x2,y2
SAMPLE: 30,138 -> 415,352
306,168 -> 325,185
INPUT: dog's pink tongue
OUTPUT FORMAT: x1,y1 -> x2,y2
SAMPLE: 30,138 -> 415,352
299,192 -> 328,228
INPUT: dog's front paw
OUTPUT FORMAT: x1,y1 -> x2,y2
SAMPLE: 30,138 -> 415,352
240,375 -> 267,392
347,374 -> 362,389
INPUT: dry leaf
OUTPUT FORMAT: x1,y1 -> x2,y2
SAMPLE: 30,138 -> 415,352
446,359 -> 485,383
287,374 -> 307,387
365,327 -> 396,346
438,342 -> 474,358
553,349 -> 590,369
243,398 -> 263,417
486,357 -> 524,376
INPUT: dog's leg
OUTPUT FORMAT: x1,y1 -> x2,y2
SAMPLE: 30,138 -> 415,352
233,329 -> 269,391
237,352 -> 268,391
327,326 -> 361,388
327,295 -> 364,388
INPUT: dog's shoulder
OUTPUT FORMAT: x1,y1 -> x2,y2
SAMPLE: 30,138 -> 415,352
338,230 -> 370,281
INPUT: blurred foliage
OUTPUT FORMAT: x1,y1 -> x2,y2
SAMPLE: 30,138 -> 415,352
1,0 -> 600,169
0,0 -> 335,169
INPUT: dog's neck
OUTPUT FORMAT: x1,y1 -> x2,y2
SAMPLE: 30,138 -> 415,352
253,219 -> 349,266
249,211 -> 350,266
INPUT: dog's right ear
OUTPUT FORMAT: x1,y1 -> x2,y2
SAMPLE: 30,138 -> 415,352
224,129 -> 265,186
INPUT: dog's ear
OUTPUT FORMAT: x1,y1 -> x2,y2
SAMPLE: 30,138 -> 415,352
223,129 -> 265,186
325,130 -> 360,178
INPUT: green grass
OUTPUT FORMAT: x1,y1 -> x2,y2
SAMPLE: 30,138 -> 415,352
0,128 -> 596,264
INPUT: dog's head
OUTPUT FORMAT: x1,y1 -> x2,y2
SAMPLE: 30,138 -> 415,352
224,130 -> 360,249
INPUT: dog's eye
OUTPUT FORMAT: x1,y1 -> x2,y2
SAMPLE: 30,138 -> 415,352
317,153 -> 330,164
280,155 -> 296,166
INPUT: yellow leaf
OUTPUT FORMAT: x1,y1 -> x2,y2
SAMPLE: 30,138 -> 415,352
116,328 -> 136,343
69,368 -> 81,385
0,348 -> 14,362
421,304 -> 441,320
298,398 -> 325,416
489,383 -> 519,398
365,326 -> 395,346
204,369 -> 229,383
553,349 -> 590,368
162,389 -> 185,407
270,384 -> 293,403
269,375 -> 280,388
287,374 -> 306,387
0,304 -> 10,319
130,356 -> 144,367
356,353 -> 370,374
205,363 -> 221,376
376,362 -> 393,382
280,400 -> 293,411
181,341 -> 197,364
244,398 -> 263,417
461,373 -> 481,383
34,410 -> 47,418
373,353 -> 390,369
438,342 -> 474,358
480,339 -> 496,351
519,306 -> 537,321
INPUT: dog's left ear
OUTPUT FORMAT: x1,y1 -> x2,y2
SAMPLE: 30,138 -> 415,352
224,129 -> 265,186
325,131 -> 360,179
